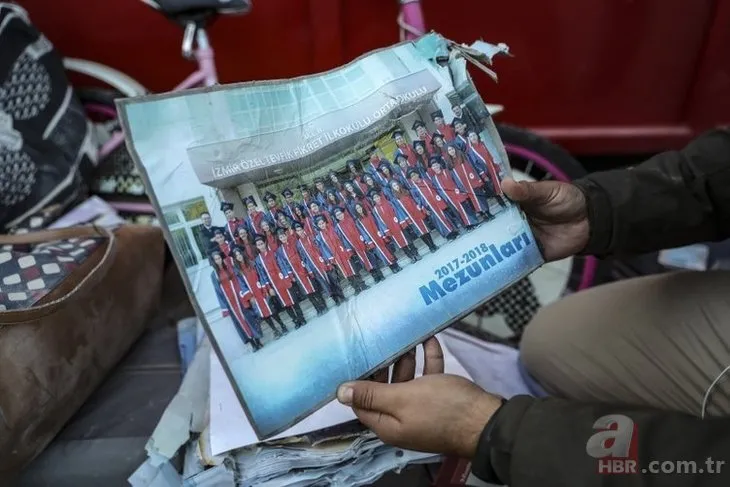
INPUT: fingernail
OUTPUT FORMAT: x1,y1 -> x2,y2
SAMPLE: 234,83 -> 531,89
337,384 -> 354,405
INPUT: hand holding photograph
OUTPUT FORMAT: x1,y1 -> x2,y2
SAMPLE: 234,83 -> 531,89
117,33 -> 544,438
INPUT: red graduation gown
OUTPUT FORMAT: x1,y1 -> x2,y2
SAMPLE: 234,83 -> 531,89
451,154 -> 487,212
235,263 -> 274,318
470,142 -> 503,195
319,225 -> 356,277
335,214 -> 374,271
279,239 -> 315,294
256,249 -> 295,307
373,198 -> 409,248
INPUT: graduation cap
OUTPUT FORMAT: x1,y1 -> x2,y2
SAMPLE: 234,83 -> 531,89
213,228 -> 225,236
411,120 -> 426,131
430,110 -> 444,121
252,233 -> 266,243
412,140 -> 426,150
346,159 -> 360,169
391,130 -> 405,139
432,132 -> 445,142
429,155 -> 444,168
377,162 -> 393,174
220,201 -> 234,212
263,191 -> 276,202
292,220 -> 304,230
313,215 -> 327,225
281,188 -> 294,197
308,199 -> 320,208
298,184 -> 310,193
407,168 -> 421,179
243,195 -> 256,205
451,117 -> 465,127
367,188 -> 381,199
275,226 -> 287,236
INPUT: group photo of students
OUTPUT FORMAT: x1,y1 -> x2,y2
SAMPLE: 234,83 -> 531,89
198,102 -> 509,354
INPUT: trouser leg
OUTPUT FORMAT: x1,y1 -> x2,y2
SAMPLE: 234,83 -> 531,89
521,271 -> 730,417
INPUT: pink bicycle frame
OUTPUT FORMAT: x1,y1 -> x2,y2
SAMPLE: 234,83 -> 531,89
98,28 -> 219,160
398,0 -> 426,41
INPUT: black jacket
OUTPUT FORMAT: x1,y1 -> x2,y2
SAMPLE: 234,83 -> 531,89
473,129 -> 730,486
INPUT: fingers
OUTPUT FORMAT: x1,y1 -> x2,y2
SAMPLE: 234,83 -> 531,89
369,367 -> 390,383
423,337 -> 445,375
500,178 -> 528,202
391,349 -> 417,383
337,380 -> 401,413
351,407 -> 400,436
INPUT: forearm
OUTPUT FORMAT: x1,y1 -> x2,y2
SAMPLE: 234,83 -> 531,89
473,395 -> 730,487
574,129 -> 730,256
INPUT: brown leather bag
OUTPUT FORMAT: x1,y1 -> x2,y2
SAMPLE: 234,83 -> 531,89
0,224 -> 166,478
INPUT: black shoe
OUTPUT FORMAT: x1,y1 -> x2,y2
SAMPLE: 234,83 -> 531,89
429,246 -> 438,253
390,264 -> 402,273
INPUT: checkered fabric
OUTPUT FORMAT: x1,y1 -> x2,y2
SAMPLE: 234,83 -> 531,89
456,277 -> 542,345
0,237 -> 102,310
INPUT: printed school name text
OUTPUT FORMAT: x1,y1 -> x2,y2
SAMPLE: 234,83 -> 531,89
419,232 -> 533,306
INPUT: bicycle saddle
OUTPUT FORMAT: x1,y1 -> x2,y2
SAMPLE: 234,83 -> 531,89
142,0 -> 251,17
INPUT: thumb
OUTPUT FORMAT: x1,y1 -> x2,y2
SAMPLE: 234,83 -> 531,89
502,178 -> 560,207
337,381 -> 398,413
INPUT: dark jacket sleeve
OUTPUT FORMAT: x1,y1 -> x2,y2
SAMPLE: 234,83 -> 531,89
574,129 -> 730,256
473,395 -> 730,486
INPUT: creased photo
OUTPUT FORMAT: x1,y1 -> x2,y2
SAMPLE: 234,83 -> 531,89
117,33 -> 544,438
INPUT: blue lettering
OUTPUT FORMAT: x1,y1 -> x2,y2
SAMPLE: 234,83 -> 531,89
522,232 -> 531,246
442,277 -> 458,292
511,235 -> 523,251
454,269 -> 471,286
465,262 -> 482,278
419,280 -> 447,305
489,244 -> 504,262
479,253 -> 496,270
500,241 -> 516,257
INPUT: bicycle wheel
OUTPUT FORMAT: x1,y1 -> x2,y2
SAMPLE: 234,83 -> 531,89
456,123 -> 603,346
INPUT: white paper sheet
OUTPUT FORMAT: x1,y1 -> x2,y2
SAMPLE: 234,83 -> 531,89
209,332 -> 473,455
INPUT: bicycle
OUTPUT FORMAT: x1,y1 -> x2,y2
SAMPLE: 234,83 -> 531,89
64,0 -> 600,341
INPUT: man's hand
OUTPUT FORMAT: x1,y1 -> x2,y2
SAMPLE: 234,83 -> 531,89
501,178 -> 589,261
337,338 -> 502,458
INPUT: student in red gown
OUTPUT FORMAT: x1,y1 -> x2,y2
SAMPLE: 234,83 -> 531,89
346,159 -> 369,195
292,204 -> 316,236
466,130 -> 507,209
393,153 -> 414,189
371,189 -> 420,263
413,140 -> 431,177
212,229 -> 235,267
332,206 -> 385,283
388,179 -> 438,253
428,156 -> 478,229
262,192 -> 281,227
431,133 -> 448,161
431,109 -> 455,142
230,245 -> 288,337
244,196 -> 267,236
408,168 -> 460,240
342,179 -> 370,217
367,146 -> 391,187
392,130 -> 418,167
253,234 -> 307,329
280,188 -> 299,221
353,199 -> 402,274
209,249 -> 263,351
328,171 -> 348,202
293,221 -> 345,305
298,185 -> 316,219
313,178 -> 328,207
220,201 -> 244,243
234,224 -> 258,262
451,117 -> 469,151
259,219 -> 279,251
412,120 -> 434,157
313,215 -> 369,295
308,200 -> 332,226
275,211 -> 296,239
445,142 -> 495,219
276,228 -> 328,315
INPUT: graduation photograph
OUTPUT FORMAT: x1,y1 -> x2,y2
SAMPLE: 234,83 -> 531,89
117,33 -> 544,439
